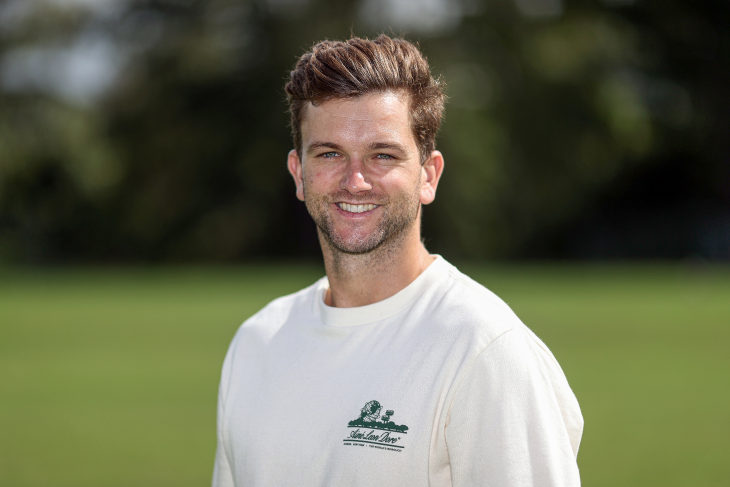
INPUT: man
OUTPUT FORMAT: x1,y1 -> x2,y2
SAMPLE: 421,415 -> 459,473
213,35 -> 583,486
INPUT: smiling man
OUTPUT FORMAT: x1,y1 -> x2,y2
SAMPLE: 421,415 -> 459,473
212,35 -> 583,487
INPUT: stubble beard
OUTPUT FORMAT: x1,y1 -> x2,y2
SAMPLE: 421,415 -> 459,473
303,183 -> 422,256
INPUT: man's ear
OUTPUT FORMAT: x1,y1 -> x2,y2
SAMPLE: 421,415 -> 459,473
287,149 -> 305,201
420,150 -> 444,205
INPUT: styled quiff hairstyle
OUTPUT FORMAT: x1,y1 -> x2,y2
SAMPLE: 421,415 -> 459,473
285,35 -> 445,163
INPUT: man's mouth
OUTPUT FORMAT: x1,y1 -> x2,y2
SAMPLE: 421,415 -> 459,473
336,203 -> 380,213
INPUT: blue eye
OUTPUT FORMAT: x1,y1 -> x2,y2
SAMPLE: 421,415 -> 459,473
322,152 -> 339,158
375,154 -> 394,159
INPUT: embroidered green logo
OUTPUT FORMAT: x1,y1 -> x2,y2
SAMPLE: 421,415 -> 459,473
343,401 -> 408,452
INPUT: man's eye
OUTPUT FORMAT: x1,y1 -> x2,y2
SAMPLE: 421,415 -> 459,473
375,154 -> 394,160
321,152 -> 339,158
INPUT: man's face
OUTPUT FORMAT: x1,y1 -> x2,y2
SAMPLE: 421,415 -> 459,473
288,91 -> 438,254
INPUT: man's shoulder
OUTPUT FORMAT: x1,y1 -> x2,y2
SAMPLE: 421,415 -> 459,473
234,277 -> 324,339
436,263 -> 577,410
431,260 -> 525,348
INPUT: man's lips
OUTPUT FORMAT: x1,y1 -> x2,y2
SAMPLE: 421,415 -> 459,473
335,202 -> 380,214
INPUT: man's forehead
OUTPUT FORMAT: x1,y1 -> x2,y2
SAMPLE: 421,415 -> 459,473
300,91 -> 414,147
304,91 -> 408,118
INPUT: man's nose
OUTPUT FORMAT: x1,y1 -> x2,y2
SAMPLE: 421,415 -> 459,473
340,159 -> 372,194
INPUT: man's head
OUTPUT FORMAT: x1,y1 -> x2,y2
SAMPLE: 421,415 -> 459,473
285,36 -> 445,257
285,35 -> 445,164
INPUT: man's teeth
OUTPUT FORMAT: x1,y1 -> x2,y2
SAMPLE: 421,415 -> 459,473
337,203 -> 378,213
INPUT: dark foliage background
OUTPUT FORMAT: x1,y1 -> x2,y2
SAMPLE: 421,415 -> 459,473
0,0 -> 728,263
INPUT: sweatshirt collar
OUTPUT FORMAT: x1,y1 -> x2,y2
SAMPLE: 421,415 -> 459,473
316,255 -> 448,327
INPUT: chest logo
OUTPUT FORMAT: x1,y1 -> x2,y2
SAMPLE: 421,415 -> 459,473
343,400 -> 408,452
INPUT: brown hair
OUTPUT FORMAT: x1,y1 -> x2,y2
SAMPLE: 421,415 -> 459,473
285,35 -> 445,163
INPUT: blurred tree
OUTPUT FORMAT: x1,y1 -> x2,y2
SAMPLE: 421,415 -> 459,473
0,0 -> 727,263
419,0 -> 728,258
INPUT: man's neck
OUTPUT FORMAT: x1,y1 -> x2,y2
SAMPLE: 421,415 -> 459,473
320,225 -> 434,308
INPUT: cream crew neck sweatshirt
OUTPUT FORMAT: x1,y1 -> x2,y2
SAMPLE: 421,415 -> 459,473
213,256 -> 583,486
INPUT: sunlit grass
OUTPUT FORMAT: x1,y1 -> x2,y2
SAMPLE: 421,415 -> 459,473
1,263 -> 728,486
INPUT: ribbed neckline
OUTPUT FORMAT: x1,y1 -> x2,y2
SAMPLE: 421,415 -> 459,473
316,255 -> 448,327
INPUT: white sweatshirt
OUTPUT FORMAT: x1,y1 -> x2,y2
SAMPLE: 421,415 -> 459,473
213,256 -> 583,486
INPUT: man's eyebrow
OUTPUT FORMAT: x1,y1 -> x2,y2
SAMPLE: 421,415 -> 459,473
306,141 -> 410,155
368,142 -> 409,153
306,141 -> 344,154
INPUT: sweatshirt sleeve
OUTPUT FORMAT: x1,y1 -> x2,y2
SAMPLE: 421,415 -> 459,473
212,335 -> 237,487
445,327 -> 583,486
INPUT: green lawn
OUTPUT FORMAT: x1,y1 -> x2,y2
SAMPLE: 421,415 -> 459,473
1,263 -> 728,486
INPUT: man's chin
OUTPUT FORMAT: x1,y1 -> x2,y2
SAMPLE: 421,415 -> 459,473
320,230 -> 384,255
330,238 -> 383,255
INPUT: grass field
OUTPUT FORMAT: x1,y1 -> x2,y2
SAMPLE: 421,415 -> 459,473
1,263 -> 729,486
